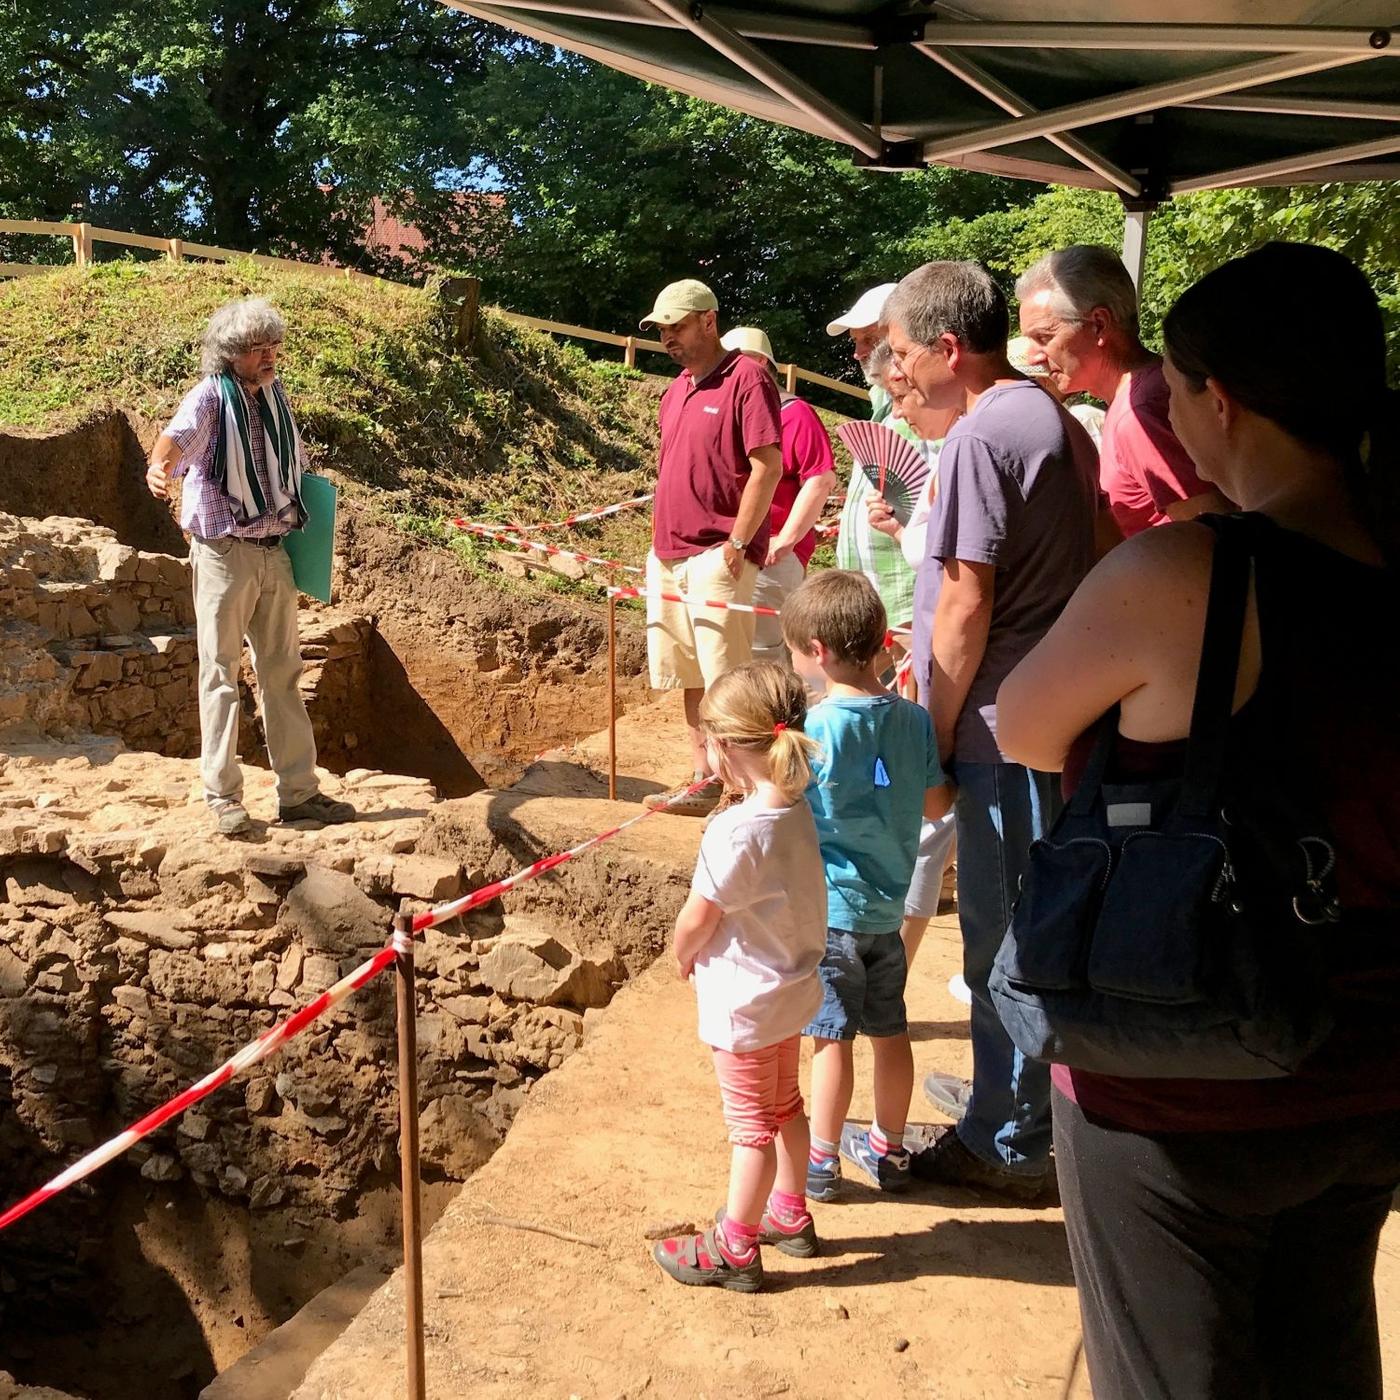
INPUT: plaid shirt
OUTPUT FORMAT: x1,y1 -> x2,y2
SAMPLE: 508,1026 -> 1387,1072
834,386 -> 918,627
165,377 -> 294,540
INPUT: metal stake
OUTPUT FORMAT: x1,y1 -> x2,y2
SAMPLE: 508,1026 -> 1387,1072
607,594 -> 618,801
394,912 -> 427,1400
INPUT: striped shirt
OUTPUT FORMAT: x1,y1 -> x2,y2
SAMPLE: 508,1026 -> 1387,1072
834,386 -> 918,627
165,377 -> 295,540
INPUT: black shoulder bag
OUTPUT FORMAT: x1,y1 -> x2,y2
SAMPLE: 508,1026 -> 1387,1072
989,514 -> 1341,1079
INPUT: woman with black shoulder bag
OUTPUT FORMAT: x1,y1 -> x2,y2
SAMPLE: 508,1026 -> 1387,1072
994,243 -> 1400,1400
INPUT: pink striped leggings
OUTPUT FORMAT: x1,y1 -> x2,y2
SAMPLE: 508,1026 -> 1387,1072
712,1035 -> 805,1147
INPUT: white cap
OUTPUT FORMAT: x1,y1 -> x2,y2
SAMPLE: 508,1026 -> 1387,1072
826,282 -> 899,337
720,326 -> 776,365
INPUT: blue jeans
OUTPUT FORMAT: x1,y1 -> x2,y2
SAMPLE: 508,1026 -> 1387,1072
952,761 -> 1062,1174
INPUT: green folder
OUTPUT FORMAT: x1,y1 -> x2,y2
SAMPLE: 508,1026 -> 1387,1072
285,474 -> 337,603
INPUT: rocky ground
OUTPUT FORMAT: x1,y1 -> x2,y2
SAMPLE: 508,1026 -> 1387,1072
292,696 -> 1400,1400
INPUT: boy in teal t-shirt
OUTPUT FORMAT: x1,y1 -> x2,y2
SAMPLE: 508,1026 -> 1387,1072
782,570 -> 951,1197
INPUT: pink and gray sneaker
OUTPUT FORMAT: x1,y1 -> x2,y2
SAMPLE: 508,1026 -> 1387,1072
653,1224 -> 764,1293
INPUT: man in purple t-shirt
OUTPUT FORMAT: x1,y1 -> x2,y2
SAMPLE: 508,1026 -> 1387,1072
1016,245 -> 1230,540
640,279 -> 783,817
884,261 -> 1098,1199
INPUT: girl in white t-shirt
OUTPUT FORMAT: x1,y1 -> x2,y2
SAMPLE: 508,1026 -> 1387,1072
652,662 -> 828,1294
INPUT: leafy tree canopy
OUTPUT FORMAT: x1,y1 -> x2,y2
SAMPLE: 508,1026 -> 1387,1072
2,13 -> 1395,374
0,0 -> 496,269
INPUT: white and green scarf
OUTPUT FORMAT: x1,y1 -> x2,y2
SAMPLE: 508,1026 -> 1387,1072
209,373 -> 307,528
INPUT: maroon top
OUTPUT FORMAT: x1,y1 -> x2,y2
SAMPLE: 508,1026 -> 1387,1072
1055,525 -> 1400,1132
1099,361 -> 1217,537
771,396 -> 837,568
652,350 -> 783,566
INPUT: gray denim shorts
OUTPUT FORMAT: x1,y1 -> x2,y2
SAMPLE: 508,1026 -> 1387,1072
803,927 -> 909,1041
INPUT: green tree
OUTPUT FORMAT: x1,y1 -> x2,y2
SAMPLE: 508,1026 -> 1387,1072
886,182 -> 1400,371
0,0 -> 497,270
459,49 -> 1031,377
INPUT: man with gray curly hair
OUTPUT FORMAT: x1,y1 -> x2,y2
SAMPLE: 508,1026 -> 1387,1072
146,297 -> 354,837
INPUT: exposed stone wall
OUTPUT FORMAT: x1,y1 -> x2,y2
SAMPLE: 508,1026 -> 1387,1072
0,813 -> 617,1222
0,513 -> 198,751
0,512 -> 381,769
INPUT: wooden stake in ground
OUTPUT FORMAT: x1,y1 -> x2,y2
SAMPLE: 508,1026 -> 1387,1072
394,912 -> 427,1400
607,594 -> 618,802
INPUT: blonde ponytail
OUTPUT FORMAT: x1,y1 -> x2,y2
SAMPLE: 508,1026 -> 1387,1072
699,662 -> 818,805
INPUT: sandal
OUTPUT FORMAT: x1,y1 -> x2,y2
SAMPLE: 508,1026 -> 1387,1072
652,1224 -> 763,1292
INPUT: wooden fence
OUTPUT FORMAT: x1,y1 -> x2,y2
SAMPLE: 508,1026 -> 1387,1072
0,217 -> 869,404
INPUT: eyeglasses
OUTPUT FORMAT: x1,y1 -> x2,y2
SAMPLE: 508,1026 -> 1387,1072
890,341 -> 946,374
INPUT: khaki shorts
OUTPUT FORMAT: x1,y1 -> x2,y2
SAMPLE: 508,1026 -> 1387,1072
752,553 -> 805,664
646,547 -> 759,690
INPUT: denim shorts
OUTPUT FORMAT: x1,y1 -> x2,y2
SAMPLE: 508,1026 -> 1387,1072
803,927 -> 908,1041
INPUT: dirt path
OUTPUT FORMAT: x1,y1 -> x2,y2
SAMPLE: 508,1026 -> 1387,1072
293,693 -> 1400,1400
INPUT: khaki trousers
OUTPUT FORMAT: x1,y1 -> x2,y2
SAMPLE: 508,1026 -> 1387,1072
190,536 -> 319,809
751,553 -> 805,665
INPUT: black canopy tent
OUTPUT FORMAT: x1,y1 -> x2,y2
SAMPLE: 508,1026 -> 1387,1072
442,1 -> 1400,282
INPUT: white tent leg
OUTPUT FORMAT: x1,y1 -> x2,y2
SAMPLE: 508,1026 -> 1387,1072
1122,206 -> 1152,290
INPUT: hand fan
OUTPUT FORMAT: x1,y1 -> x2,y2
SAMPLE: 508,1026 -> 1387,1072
836,420 -> 930,527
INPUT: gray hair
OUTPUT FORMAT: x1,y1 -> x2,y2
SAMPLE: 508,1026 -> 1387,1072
1015,245 -> 1140,337
865,339 -> 894,387
883,261 -> 1008,355
200,297 -> 286,375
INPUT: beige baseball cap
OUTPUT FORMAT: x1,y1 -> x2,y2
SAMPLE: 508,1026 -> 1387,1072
720,326 -> 776,365
640,278 -> 718,329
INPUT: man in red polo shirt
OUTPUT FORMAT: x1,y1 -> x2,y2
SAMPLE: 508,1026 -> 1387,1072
639,279 -> 784,817
1016,245 -> 1231,540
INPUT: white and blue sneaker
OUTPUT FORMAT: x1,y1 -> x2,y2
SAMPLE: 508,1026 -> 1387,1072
806,1152 -> 842,1202
840,1123 -> 912,1193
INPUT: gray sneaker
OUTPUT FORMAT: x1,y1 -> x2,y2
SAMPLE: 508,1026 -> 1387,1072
279,792 -> 356,825
642,778 -> 723,817
214,802 -> 253,837
923,1070 -> 972,1122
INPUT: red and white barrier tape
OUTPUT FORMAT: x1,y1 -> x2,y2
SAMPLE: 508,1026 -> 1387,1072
0,943 -> 397,1232
507,494 -> 653,533
607,585 -> 781,618
452,520 -> 644,575
0,780 -> 708,1232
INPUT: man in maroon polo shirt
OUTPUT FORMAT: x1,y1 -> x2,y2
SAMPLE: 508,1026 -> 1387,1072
639,279 -> 784,817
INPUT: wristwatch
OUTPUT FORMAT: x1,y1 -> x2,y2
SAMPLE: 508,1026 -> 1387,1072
729,535 -> 747,552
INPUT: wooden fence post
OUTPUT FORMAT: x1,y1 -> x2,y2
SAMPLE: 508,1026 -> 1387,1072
167,237 -> 184,263
785,362 -> 798,394
72,223 -> 92,267
440,276 -> 481,355
624,335 -> 637,368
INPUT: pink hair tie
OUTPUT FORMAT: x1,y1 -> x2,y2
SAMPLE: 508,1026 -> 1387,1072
773,722 -> 787,735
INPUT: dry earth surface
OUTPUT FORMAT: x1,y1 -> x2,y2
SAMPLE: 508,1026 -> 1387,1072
293,696 -> 1400,1400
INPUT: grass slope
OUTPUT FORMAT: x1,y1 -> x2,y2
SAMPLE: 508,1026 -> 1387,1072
0,259 -> 854,592
0,259 -> 657,516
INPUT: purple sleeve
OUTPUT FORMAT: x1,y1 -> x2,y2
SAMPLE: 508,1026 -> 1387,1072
783,400 -> 836,481
925,432 -> 1012,568
737,369 -> 783,456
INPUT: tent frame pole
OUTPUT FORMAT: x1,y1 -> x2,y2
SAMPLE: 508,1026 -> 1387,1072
916,44 -> 1142,195
1172,132 -> 1400,192
914,22 -> 1394,53
921,49 -> 1383,164
1121,205 -> 1152,291
638,0 -> 883,156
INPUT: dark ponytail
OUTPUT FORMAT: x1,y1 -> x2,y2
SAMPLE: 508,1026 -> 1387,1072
1163,242 -> 1398,566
